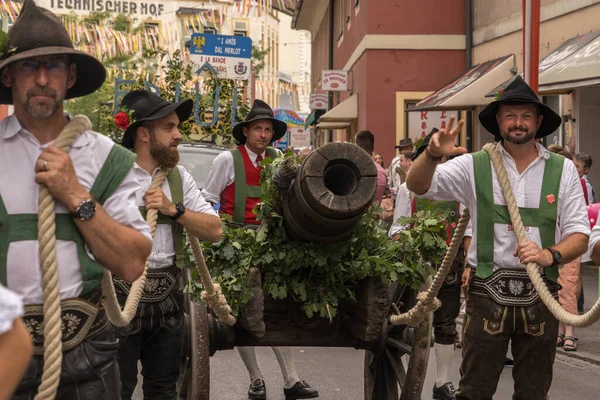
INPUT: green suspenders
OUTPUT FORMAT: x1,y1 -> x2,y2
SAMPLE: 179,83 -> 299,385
231,147 -> 278,223
472,151 -> 564,282
138,167 -> 185,268
0,145 -> 137,295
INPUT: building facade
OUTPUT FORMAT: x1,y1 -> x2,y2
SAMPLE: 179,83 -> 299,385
293,0 -> 467,164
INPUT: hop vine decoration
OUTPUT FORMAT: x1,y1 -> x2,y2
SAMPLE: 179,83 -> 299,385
189,155 -> 450,319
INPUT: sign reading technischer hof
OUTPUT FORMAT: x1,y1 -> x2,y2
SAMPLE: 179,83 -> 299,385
40,0 -> 166,17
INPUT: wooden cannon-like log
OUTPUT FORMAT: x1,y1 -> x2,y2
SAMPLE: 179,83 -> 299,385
181,142 -> 432,400
282,142 -> 378,242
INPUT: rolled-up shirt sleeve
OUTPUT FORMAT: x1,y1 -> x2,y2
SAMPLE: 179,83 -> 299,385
180,166 -> 218,217
102,166 -> 152,241
421,154 -> 472,206
558,161 -> 591,240
201,151 -> 233,204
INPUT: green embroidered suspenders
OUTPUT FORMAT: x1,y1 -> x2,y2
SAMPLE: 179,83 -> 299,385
138,167 -> 185,269
0,145 -> 137,296
472,151 -> 564,282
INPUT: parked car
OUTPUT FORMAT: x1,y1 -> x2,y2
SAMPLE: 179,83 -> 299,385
177,143 -> 229,190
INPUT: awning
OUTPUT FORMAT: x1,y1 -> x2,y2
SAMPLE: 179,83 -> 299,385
539,30 -> 600,92
304,110 -> 317,129
317,94 -> 358,123
315,122 -> 351,130
486,31 -> 600,95
413,54 -> 516,111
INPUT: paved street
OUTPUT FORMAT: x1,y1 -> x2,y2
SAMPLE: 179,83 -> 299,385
133,344 -> 600,399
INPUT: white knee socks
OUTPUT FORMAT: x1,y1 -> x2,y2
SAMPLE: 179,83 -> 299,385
237,346 -> 263,382
271,347 -> 300,389
435,343 -> 455,387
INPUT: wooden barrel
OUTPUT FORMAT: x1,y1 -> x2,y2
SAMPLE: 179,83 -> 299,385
282,142 -> 377,242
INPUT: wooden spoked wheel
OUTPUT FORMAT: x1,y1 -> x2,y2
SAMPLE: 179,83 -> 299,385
364,284 -> 433,400
179,268 -> 211,400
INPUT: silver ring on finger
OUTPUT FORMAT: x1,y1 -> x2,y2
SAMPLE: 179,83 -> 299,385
43,160 -> 48,171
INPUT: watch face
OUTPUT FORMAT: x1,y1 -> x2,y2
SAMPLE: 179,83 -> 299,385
176,202 -> 185,213
77,200 -> 96,220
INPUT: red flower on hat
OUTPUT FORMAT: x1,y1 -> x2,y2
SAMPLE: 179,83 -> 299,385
495,89 -> 504,101
114,111 -> 130,130
546,194 -> 556,205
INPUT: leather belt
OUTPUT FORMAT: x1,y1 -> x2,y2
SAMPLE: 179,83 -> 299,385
23,290 -> 107,356
469,268 -> 561,307
113,264 -> 180,303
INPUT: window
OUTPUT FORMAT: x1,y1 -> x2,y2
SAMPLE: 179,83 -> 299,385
203,26 -> 217,34
233,19 -> 248,37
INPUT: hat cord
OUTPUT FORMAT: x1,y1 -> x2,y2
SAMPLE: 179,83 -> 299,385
35,117 -> 235,400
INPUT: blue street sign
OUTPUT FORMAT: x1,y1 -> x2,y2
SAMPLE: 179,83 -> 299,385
190,33 -> 252,59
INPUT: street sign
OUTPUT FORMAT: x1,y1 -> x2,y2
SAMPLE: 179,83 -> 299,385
290,127 -> 310,147
189,33 -> 252,80
309,93 -> 328,109
321,70 -> 349,91
273,131 -> 289,150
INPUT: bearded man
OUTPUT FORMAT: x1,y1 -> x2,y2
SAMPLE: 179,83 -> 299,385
114,90 -> 222,400
407,76 -> 590,399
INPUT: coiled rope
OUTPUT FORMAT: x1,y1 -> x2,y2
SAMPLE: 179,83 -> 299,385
483,142 -> 600,327
35,115 -> 234,399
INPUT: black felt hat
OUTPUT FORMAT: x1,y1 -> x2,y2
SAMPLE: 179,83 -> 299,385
478,75 -> 561,139
232,99 -> 287,144
120,90 -> 193,149
395,138 -> 414,149
0,0 -> 106,104
412,128 -> 439,160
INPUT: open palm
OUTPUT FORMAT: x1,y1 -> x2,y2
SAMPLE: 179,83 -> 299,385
428,116 -> 467,158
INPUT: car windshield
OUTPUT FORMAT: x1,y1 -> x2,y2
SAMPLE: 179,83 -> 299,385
177,145 -> 226,189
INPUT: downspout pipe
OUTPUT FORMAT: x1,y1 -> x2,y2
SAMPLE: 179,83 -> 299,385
328,0 -> 334,142
465,0 -> 474,152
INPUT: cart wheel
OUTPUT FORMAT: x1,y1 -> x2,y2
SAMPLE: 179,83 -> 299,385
185,299 -> 211,400
364,285 -> 433,400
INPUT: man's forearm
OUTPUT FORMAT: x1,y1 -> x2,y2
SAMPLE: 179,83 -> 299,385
178,211 -> 223,243
405,154 -> 439,195
555,233 -> 589,265
74,205 -> 152,282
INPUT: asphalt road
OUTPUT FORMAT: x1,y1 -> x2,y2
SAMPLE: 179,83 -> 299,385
132,345 -> 600,399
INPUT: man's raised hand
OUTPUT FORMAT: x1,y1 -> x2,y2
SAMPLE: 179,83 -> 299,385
427,116 -> 467,158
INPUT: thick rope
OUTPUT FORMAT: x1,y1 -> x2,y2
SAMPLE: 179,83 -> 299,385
189,235 -> 236,326
101,168 -> 169,327
483,142 -> 600,327
35,116 -> 91,400
391,209 -> 471,326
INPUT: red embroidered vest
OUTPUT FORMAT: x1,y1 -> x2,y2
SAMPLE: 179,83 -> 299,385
220,145 -> 277,224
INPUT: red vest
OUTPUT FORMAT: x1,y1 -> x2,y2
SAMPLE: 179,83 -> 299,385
220,146 -> 265,225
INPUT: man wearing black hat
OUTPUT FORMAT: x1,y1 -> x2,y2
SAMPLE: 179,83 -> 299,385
114,90 -> 222,400
0,1 -> 152,398
407,76 -> 590,399
202,99 -> 318,400
388,137 -> 414,195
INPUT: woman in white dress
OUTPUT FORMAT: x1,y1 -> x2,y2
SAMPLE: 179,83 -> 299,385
0,285 -> 32,400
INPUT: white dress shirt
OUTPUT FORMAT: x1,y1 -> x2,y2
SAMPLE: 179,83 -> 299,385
389,183 -> 472,238
134,164 -> 218,269
201,145 -> 282,204
421,143 -> 590,272
0,115 -> 152,305
0,284 -> 23,334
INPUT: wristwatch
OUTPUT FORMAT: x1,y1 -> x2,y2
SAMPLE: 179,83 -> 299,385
170,202 -> 185,221
72,199 -> 96,221
546,247 -> 563,266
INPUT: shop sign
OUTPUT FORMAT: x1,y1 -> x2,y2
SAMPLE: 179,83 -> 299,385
189,33 -> 252,80
290,127 -> 310,147
321,70 -> 348,91
42,0 -> 166,17
407,110 -> 459,141
309,93 -> 328,110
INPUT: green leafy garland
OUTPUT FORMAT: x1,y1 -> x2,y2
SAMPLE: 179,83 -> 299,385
190,154 -> 450,319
